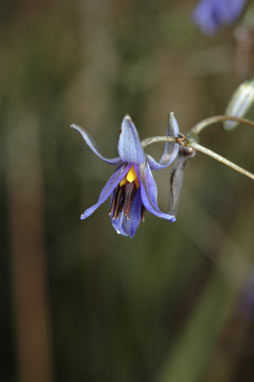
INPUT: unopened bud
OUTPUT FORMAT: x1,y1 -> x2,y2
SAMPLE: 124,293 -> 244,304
224,78 -> 254,131
169,146 -> 196,217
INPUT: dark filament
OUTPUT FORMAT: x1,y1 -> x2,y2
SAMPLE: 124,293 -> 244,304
124,182 -> 137,219
141,205 -> 146,222
110,182 -> 145,221
112,185 -> 125,219
109,186 -> 118,215
109,185 -> 125,219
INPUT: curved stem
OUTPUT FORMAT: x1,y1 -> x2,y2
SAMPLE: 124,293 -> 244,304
141,136 -> 254,181
142,136 -> 177,148
191,115 -> 254,135
187,141 -> 254,181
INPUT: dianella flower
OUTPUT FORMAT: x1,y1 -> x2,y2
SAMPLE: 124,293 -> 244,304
193,0 -> 247,35
71,115 -> 179,238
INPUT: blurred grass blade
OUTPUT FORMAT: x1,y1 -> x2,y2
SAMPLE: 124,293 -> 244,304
159,273 -> 236,382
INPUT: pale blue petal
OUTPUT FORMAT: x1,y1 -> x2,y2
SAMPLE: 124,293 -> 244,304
71,124 -> 122,166
111,211 -> 128,237
122,190 -> 142,238
136,163 -> 176,222
111,190 -> 142,238
193,0 -> 247,35
80,164 -> 130,220
148,113 -> 179,170
192,0 -> 219,34
118,115 -> 146,164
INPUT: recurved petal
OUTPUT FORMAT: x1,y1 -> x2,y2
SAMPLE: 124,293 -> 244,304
148,112 -> 179,170
118,115 -> 146,164
71,124 -> 122,166
137,163 -> 176,222
111,190 -> 142,238
80,164 -> 130,220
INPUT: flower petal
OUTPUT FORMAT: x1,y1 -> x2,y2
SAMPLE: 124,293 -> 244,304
111,211 -> 128,237
192,0 -> 219,34
118,115 -> 146,164
136,163 -> 176,222
122,190 -> 142,238
192,0 -> 247,35
111,190 -> 142,238
148,113 -> 179,170
80,164 -> 130,220
71,124 -> 122,166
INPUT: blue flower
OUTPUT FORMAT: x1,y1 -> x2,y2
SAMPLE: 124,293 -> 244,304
193,0 -> 247,35
71,115 -> 179,238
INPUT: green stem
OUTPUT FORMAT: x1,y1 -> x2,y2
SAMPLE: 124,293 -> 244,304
191,115 -> 254,135
187,141 -> 254,181
141,136 -> 254,181
142,136 -> 177,147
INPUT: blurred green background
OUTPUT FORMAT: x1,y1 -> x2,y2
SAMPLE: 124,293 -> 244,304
0,1 -> 253,381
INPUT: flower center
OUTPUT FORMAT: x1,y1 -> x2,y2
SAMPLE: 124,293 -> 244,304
109,165 -> 145,221
119,166 -> 140,188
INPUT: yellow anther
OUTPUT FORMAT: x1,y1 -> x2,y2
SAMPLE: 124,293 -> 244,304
119,177 -> 127,186
126,166 -> 137,183
119,166 -> 140,188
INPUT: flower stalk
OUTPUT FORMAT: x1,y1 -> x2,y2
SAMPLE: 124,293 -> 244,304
190,115 -> 254,136
186,141 -> 254,181
142,119 -> 254,181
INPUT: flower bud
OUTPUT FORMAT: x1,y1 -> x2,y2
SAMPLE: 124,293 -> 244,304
169,146 -> 196,217
224,78 -> 254,131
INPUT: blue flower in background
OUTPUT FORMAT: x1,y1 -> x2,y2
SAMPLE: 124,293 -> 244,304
71,115 -> 179,238
193,0 -> 247,35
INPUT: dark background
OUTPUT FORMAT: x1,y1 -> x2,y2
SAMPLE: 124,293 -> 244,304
0,1 -> 253,381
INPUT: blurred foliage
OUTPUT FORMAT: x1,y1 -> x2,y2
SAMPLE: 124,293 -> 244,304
0,1 -> 253,381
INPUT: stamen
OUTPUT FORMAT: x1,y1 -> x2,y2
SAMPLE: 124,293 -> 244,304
119,177 -> 127,187
126,166 -> 137,183
141,205 -> 146,222
119,166 -> 140,188
124,182 -> 137,219
112,185 -> 125,219
134,178 -> 140,189
110,166 -> 141,222
109,185 -> 120,216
